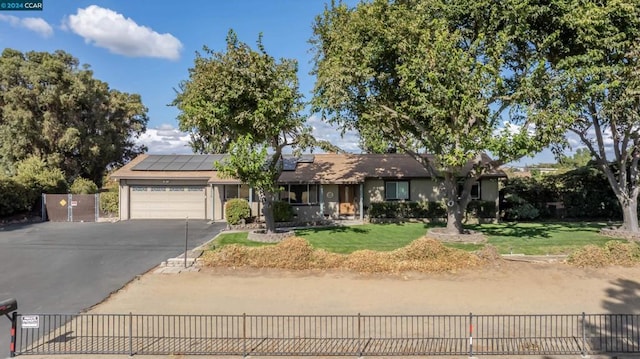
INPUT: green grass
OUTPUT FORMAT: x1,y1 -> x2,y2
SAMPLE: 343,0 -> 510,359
295,223 -> 430,254
211,232 -> 274,249
211,222 -> 620,255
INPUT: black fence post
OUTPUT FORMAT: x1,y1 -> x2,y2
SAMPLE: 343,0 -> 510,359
9,312 -> 17,357
581,312 -> 586,357
129,312 -> 133,357
357,313 -> 362,357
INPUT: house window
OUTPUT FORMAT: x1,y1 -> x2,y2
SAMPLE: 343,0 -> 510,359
385,181 -> 409,200
458,182 -> 480,200
280,184 -> 319,205
224,184 -> 253,200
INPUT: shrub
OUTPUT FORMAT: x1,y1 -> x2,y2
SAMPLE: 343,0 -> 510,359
466,200 -> 496,219
100,190 -> 119,215
70,177 -> 99,194
225,198 -> 251,225
503,194 -> 539,220
368,201 -> 446,219
13,156 -> 68,208
0,176 -> 31,216
272,200 -> 294,222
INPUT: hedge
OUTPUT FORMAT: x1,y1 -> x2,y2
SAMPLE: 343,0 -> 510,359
368,201 -> 446,219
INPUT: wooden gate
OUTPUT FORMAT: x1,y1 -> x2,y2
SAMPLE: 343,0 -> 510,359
42,194 -> 99,222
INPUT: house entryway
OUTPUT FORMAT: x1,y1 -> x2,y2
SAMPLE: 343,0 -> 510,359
338,184 -> 357,217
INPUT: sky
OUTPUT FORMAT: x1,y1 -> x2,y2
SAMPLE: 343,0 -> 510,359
0,0 -> 561,167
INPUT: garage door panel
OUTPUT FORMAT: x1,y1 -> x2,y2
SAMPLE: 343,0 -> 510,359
130,186 -> 206,219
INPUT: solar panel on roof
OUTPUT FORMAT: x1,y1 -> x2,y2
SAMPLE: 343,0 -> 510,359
163,162 -> 185,171
148,162 -> 171,170
179,162 -> 201,170
172,156 -> 191,162
282,158 -> 297,171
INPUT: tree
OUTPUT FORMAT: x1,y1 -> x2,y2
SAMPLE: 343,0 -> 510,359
559,148 -> 593,169
534,0 -> 640,232
173,31 -> 333,233
0,49 -> 148,186
311,0 -> 564,233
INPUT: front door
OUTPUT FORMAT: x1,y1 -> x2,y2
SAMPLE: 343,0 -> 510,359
339,185 -> 356,216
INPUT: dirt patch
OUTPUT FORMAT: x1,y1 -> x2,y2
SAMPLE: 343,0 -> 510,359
90,262 -> 640,316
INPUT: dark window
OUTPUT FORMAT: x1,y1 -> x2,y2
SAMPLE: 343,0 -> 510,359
458,182 -> 480,200
385,181 -> 409,200
224,184 -> 253,200
280,184 -> 319,204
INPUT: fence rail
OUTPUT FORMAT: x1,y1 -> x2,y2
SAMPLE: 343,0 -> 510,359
10,313 -> 640,356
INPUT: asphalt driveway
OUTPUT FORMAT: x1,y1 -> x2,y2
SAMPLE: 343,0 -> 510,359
0,219 -> 224,357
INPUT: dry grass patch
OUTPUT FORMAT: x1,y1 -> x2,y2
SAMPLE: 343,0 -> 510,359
567,240 -> 640,268
202,236 -> 492,273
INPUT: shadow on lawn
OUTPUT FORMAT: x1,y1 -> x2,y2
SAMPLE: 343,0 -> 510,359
296,226 -> 370,235
467,222 -> 605,239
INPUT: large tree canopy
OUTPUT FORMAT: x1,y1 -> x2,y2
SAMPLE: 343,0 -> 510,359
532,0 -> 640,232
311,0 -> 564,233
173,30 -> 332,232
0,49 -> 148,186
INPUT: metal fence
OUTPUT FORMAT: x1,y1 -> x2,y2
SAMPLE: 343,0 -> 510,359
42,194 -> 99,222
9,313 -> 640,357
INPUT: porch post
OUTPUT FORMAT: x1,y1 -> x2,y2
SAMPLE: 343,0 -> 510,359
249,186 -> 254,217
359,183 -> 364,221
319,185 -> 325,219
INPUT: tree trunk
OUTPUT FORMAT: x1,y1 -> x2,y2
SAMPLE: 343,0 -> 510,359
619,196 -> 639,232
442,174 -> 466,234
445,203 -> 465,234
259,190 -> 277,234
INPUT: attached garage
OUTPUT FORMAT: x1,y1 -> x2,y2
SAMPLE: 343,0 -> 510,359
129,185 -> 207,219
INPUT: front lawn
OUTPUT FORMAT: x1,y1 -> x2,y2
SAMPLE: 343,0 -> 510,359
212,222 -> 620,255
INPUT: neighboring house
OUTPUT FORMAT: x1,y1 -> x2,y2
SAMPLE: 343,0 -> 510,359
110,153 -> 505,222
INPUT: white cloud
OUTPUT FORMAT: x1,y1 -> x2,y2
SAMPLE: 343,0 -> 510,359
306,114 -> 361,153
137,124 -> 192,154
66,5 -> 182,60
137,119 -> 362,155
0,14 -> 52,37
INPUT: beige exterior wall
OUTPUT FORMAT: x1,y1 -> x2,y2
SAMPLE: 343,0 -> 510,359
480,178 -> 499,202
119,182 -> 130,220
410,179 -> 443,202
212,184 -> 224,221
321,184 -> 339,219
363,179 -> 384,206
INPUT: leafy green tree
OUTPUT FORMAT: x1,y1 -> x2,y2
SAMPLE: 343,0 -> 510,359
0,49 -> 148,186
173,31 -> 334,232
13,156 -> 68,208
559,148 -> 593,169
532,0 -> 640,232
311,0 -> 564,233
69,177 -> 99,194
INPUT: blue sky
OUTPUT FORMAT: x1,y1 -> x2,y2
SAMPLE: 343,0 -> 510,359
0,0 -> 560,167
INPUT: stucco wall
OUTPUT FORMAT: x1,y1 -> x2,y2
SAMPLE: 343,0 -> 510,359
322,184 -> 339,218
480,178 -> 499,202
364,180 -> 384,206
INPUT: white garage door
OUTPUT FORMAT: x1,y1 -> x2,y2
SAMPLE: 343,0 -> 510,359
130,185 -> 206,219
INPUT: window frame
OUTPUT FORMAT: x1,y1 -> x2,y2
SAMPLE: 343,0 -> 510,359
279,184 -> 320,205
384,180 -> 410,201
